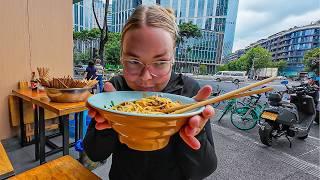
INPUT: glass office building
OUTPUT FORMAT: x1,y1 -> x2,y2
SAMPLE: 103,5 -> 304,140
111,0 -> 239,73
73,0 -> 110,32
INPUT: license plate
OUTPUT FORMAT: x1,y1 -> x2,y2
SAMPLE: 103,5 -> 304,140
261,112 -> 278,121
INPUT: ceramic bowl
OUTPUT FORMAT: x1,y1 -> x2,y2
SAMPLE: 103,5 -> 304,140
45,87 -> 92,103
87,91 -> 204,151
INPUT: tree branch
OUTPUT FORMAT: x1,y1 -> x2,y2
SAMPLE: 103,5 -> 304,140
92,0 -> 102,31
102,0 -> 109,43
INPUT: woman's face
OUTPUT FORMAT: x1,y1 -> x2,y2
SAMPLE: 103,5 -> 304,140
121,25 -> 174,92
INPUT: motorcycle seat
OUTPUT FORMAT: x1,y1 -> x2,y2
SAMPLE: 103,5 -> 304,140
280,101 -> 297,109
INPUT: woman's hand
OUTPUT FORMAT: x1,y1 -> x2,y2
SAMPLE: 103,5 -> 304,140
87,82 -> 116,130
179,85 -> 215,150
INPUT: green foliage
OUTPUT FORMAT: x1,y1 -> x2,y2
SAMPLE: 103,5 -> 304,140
104,32 -> 121,65
199,64 -> 207,75
217,64 -> 228,71
269,60 -> 287,71
177,22 -> 202,45
73,28 -> 101,40
227,57 -> 248,71
242,46 -> 272,70
303,48 -> 320,75
222,46 -> 274,72
73,50 -> 91,65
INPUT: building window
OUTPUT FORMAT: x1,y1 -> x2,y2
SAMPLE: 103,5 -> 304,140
75,5 -> 78,24
205,18 -> 212,30
173,0 -> 178,17
198,0 -> 205,17
189,0 -> 195,17
180,0 -> 186,17
80,6 -> 83,26
207,0 -> 214,16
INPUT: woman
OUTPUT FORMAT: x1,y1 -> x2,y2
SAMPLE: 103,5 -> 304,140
84,5 -> 217,180
84,61 -> 97,93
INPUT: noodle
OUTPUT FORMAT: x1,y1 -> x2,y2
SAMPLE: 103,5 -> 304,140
110,95 -> 182,114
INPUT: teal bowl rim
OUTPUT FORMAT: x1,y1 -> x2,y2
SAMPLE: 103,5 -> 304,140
87,91 -> 205,118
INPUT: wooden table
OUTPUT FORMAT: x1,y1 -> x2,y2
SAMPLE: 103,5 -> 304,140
12,89 -> 47,147
9,155 -> 100,180
12,89 -> 88,164
31,96 -> 87,164
0,142 -> 14,179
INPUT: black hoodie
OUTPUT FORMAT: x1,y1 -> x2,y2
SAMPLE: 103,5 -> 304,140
83,72 -> 217,180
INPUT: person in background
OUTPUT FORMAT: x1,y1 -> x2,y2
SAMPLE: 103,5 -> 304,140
95,59 -> 105,93
84,61 -> 97,93
83,5 -> 217,180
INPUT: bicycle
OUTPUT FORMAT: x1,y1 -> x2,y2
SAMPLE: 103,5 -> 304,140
230,92 -> 268,130
215,82 -> 245,121
210,84 -> 226,108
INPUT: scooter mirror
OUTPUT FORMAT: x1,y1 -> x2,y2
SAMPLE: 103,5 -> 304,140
281,80 -> 289,85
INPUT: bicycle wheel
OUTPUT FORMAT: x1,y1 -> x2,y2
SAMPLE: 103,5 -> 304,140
231,106 -> 259,130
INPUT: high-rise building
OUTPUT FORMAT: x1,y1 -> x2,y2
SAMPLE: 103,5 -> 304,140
73,0 -> 112,55
73,1 -> 93,31
111,0 -> 239,73
243,21 -> 320,76
73,0 -> 111,32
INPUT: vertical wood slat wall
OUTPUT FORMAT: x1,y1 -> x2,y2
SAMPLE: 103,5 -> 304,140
0,0 -> 73,139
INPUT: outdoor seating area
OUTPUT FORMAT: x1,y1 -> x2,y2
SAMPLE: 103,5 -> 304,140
1,83 -> 100,179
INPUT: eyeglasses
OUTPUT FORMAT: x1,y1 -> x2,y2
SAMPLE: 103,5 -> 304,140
122,59 -> 173,77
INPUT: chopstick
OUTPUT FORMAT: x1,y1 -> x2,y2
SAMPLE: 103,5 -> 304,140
170,77 -> 276,114
162,87 -> 273,114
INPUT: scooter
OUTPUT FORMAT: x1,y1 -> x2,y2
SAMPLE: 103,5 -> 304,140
258,80 -> 316,147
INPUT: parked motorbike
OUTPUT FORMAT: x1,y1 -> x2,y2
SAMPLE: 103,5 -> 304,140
258,80 -> 316,147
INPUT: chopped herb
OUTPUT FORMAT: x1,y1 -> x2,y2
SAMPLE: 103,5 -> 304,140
110,100 -> 115,107
104,105 -> 107,109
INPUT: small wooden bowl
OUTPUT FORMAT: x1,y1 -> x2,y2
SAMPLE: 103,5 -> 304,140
45,87 -> 92,103
87,91 -> 204,151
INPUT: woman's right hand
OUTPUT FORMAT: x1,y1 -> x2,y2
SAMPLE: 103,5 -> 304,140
87,82 -> 116,130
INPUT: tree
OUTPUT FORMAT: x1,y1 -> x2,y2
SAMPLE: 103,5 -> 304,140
218,46 -> 273,76
199,64 -> 207,75
92,0 -> 109,64
270,59 -> 287,72
73,28 -> 101,59
73,50 -> 90,65
217,64 -> 228,71
104,32 -> 121,65
177,22 -> 201,72
177,22 -> 202,45
303,48 -> 320,75
240,46 -> 273,71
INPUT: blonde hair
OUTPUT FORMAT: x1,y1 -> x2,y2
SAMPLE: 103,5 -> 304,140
95,59 -> 101,64
121,5 -> 179,52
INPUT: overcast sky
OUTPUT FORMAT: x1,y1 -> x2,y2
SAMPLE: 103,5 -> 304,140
233,0 -> 320,52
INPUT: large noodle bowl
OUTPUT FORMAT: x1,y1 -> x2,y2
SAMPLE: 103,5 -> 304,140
110,95 -> 182,114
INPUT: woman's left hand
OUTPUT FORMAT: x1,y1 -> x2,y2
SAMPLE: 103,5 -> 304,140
179,85 -> 215,150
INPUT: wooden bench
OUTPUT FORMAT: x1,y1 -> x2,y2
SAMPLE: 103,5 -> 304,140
0,142 -> 14,179
9,155 -> 100,180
